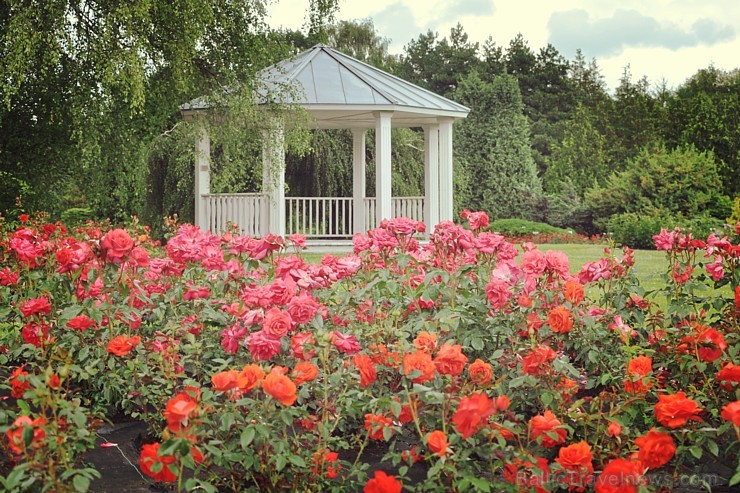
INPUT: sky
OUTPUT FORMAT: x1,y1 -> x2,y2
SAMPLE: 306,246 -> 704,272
266,0 -> 740,92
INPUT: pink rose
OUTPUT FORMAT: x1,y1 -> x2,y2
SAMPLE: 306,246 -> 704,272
262,308 -> 292,339
101,229 -> 135,263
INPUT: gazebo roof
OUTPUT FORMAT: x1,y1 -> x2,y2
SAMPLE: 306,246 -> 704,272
181,44 -> 469,129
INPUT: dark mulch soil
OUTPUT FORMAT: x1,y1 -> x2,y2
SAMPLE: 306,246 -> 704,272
77,419 -> 737,493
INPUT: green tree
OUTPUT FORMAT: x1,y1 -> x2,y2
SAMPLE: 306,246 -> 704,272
398,24 -> 480,97
0,0 -> 338,220
608,67 -> 662,171
454,71 -> 542,220
544,104 -> 609,197
664,66 -> 740,197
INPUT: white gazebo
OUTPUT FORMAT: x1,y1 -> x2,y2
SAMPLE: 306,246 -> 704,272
180,44 -> 469,239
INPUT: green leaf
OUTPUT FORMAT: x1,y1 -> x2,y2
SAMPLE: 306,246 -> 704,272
288,455 -> 306,467
240,427 -> 255,450
688,445 -> 702,459
73,474 -> 91,492
470,337 -> 484,351
275,454 -> 287,472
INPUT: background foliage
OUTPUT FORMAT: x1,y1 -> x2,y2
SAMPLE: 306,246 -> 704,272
1,6 -> 738,244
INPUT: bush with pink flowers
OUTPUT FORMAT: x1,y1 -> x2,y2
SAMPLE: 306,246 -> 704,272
0,212 -> 738,492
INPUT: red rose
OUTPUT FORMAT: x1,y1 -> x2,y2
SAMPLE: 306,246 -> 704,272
164,391 -> 198,432
452,393 -> 495,439
564,279 -> 585,305
634,429 -> 675,469
594,459 -> 645,493
139,442 -> 177,483
100,229 -> 135,263
19,297 -> 52,318
530,410 -> 567,448
364,470 -> 402,493
6,416 -> 46,455
247,330 -> 282,361
721,401 -> 740,427
654,392 -> 702,428
522,345 -> 557,376
365,414 -> 394,441
67,315 -> 97,331
106,335 -> 141,356
607,421 -> 622,437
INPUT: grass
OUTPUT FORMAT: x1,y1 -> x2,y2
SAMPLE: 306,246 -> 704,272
300,242 -> 729,305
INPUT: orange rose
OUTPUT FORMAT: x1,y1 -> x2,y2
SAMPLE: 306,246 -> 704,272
468,358 -> 492,385
530,410 -> 567,447
433,343 -> 468,376
634,429 -> 675,469
291,361 -> 318,385
627,356 -> 652,376
548,305 -> 573,333
721,401 -> 740,427
211,370 -> 239,392
625,356 -> 653,395
106,335 -> 141,356
403,351 -> 436,383
654,392 -> 702,428
352,354 -> 377,387
413,331 -> 437,353
262,368 -> 297,406
237,364 -> 264,393
555,441 -> 593,488
426,430 -> 448,457
564,279 -> 585,305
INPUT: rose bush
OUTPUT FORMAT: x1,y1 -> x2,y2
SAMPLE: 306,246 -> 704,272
0,212 -> 737,492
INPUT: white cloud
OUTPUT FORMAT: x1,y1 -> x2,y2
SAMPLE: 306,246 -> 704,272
267,0 -> 740,90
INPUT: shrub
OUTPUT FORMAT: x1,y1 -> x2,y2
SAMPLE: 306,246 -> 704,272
608,211 -> 726,249
60,207 -> 94,226
488,218 -> 571,236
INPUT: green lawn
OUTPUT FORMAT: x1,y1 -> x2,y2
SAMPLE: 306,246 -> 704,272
301,243 -> 726,302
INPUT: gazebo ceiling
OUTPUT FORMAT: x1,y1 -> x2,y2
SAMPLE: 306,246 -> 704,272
181,44 -> 469,129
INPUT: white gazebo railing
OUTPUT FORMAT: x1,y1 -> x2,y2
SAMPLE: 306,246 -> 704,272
286,197 -> 354,238
203,193 -> 267,237
364,197 -> 425,230
203,194 -> 425,239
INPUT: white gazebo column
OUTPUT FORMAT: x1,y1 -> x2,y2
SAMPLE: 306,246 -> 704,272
438,117 -> 454,222
262,117 -> 285,237
423,124 -> 439,237
194,123 -> 211,231
374,111 -> 393,224
352,128 -> 367,234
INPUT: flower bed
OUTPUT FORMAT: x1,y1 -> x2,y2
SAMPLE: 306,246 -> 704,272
0,213 -> 738,492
